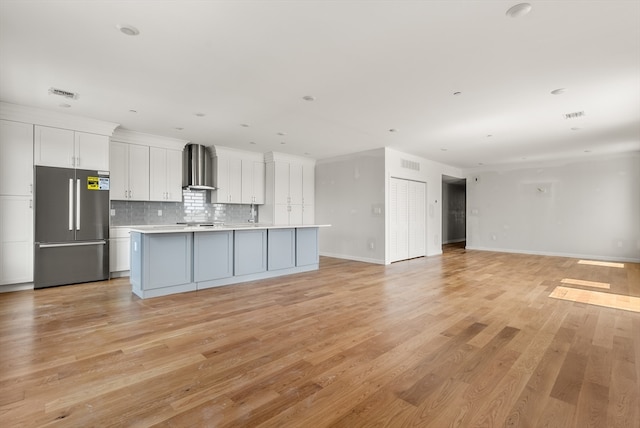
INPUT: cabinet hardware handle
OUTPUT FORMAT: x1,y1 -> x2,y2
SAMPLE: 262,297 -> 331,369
76,157 -> 80,167
29,199 -> 32,209
68,179 -> 73,230
30,184 -> 33,194
76,179 -> 81,230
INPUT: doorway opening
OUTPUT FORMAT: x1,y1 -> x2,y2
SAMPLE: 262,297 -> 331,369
442,175 -> 466,253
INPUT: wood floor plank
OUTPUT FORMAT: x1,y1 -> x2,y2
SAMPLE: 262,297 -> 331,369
0,246 -> 638,427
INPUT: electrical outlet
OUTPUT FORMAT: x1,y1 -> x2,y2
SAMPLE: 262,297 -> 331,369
157,210 -> 162,216
110,209 -> 116,216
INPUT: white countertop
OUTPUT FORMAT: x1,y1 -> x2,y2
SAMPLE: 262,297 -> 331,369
128,224 -> 330,234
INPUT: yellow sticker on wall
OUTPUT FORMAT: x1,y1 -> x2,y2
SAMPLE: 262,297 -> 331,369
87,176 -> 99,190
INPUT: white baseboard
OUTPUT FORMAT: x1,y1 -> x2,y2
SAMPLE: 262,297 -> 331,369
0,282 -> 34,293
319,252 -> 386,265
465,246 -> 640,263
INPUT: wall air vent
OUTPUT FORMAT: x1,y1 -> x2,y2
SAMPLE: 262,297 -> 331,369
563,111 -> 585,119
401,159 -> 420,171
48,87 -> 79,99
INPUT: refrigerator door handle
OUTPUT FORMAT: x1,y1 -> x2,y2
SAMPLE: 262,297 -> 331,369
68,179 -> 74,231
39,241 -> 107,248
76,179 -> 81,230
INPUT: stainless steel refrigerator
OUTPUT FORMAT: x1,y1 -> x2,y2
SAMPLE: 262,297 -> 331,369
34,166 -> 110,288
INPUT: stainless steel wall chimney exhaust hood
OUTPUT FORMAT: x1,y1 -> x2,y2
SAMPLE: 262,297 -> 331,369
182,144 -> 216,190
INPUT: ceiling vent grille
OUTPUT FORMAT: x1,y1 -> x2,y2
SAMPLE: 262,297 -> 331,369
564,111 -> 585,119
48,87 -> 79,99
401,159 -> 420,171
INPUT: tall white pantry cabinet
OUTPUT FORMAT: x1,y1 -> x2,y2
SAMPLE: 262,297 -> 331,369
0,120 -> 34,285
261,152 -> 315,225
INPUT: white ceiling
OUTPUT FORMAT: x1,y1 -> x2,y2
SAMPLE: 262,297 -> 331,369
1,0 -> 639,169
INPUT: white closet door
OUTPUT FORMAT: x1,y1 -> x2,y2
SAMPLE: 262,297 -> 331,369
390,177 -> 409,262
408,180 -> 426,258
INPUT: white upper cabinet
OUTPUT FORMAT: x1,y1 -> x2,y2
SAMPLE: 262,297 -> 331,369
150,147 -> 182,202
110,142 -> 150,201
241,159 -> 265,204
211,146 -> 265,204
75,131 -> 109,170
0,120 -> 33,196
34,125 -> 109,170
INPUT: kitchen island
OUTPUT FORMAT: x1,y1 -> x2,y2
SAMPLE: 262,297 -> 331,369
129,224 -> 329,298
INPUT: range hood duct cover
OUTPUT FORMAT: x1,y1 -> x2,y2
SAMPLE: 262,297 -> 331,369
182,144 -> 216,190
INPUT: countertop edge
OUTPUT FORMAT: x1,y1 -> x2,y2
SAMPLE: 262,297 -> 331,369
128,224 -> 331,234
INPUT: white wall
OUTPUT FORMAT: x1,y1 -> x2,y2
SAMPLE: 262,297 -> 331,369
466,154 -> 640,262
316,149 -> 386,264
384,148 -> 464,261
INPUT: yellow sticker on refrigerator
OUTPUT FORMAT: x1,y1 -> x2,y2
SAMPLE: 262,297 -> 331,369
87,176 -> 99,190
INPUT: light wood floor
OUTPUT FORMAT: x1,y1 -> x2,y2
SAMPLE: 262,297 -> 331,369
1,245 -> 638,427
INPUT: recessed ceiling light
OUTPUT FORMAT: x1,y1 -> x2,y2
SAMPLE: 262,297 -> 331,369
478,163 -> 484,165
280,142 -> 286,145
129,109 -> 137,113
304,152 -> 311,155
571,127 -> 581,131
195,113 -> 205,117
240,123 -> 250,128
277,132 -> 286,136
249,142 -> 256,145
551,88 -> 566,95
486,134 -> 493,138
59,103 -> 71,108
116,24 -> 140,36
441,148 -> 448,151
302,95 -> 316,101
175,127 -> 184,131
453,91 -> 462,96
506,3 -> 532,18
388,128 -> 398,133
584,150 -> 591,153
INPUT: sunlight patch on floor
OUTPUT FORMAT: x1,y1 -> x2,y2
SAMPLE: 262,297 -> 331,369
578,260 -> 625,268
560,278 -> 610,289
549,286 -> 640,313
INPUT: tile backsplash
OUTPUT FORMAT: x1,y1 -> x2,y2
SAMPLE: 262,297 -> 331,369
110,190 -> 258,226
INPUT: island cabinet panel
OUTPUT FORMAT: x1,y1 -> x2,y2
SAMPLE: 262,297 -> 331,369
234,229 -> 267,276
267,228 -> 295,271
194,231 -> 233,282
296,227 -> 319,266
130,232 -> 194,298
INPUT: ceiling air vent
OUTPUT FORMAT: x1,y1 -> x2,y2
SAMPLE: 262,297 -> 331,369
401,159 -> 420,171
48,87 -> 79,99
564,111 -> 585,119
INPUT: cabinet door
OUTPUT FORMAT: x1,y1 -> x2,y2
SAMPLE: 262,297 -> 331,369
289,204 -> 303,225
274,204 -> 290,225
143,233 -> 192,289
302,163 -> 314,206
165,149 -> 182,201
389,177 -> 410,262
149,147 -> 167,201
110,238 -> 130,272
241,159 -> 253,204
267,228 -> 295,270
212,156 -> 229,202
273,162 -> 290,205
75,132 -> 109,171
408,181 -> 426,258
128,144 -> 150,201
0,195 -> 33,284
252,161 -> 265,204
34,125 -> 74,168
194,231 -> 233,281
234,229 -> 267,275
296,228 -> 319,267
109,142 -> 129,200
289,163 -> 303,205
0,120 -> 33,196
228,157 -> 242,203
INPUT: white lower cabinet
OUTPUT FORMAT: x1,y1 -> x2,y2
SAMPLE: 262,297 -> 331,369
109,228 -> 131,274
0,196 -> 33,285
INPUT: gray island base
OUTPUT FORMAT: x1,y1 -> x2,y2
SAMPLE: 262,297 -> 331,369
129,224 -> 329,299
